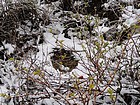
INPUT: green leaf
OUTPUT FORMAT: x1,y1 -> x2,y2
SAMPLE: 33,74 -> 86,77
0,93 -> 7,97
103,42 -> 109,48
95,41 -> 100,49
59,40 -> 64,44
89,83 -> 94,89
84,26 -> 88,31
61,54 -> 66,60
15,68 -> 18,71
100,35 -> 104,40
59,62 -> 63,65
88,76 -> 94,80
33,69 -> 41,75
49,28 -> 52,33
69,92 -> 75,97
73,83 -> 78,89
59,40 -> 64,48
107,88 -> 113,95
81,44 -> 86,49
134,25 -> 140,29
23,67 -> 28,71
9,58 -> 14,61
110,95 -> 115,101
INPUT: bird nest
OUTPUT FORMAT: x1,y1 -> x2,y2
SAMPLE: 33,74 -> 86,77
50,48 -> 79,73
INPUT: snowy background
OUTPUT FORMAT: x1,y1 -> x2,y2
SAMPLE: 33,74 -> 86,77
0,0 -> 140,105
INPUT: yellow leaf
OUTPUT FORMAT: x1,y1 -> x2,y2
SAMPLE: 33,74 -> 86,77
33,69 -> 41,75
59,62 -> 63,65
49,28 -> 52,33
95,41 -> 100,48
0,93 -> 7,97
89,83 -> 94,89
103,42 -> 109,48
59,40 -> 64,44
15,68 -> 18,71
61,54 -> 66,59
9,58 -> 14,61
100,35 -> 104,40
23,67 -> 28,71
69,92 -> 75,97
107,88 -> 113,95
81,44 -> 86,49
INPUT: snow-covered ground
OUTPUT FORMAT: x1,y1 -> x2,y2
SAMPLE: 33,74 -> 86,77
0,0 -> 140,105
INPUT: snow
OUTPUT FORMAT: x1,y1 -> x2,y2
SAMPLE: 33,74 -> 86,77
0,0 -> 140,105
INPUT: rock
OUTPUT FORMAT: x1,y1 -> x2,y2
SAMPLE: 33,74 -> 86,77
63,20 -> 81,28
62,20 -> 81,39
62,28 -> 71,39
134,1 -> 140,9
50,48 -> 79,73
60,0 -> 74,11
0,49 -> 8,61
103,27 -> 119,41
0,2 -> 43,44
103,26 -> 132,43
